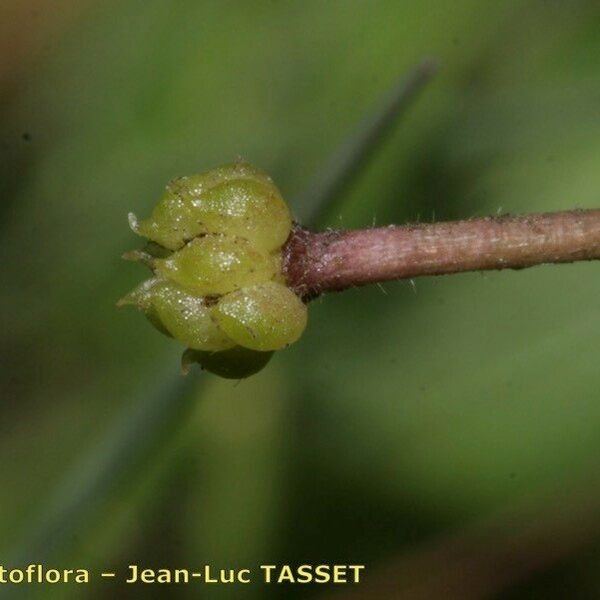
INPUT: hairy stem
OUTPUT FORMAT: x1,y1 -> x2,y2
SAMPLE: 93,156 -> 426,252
284,209 -> 600,298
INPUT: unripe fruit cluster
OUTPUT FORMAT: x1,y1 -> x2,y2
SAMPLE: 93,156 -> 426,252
119,162 -> 307,378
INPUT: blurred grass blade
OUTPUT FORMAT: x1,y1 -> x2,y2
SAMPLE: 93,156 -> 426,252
9,368 -> 201,571
298,60 -> 436,227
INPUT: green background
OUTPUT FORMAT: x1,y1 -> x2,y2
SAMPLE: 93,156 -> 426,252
1,0 -> 600,598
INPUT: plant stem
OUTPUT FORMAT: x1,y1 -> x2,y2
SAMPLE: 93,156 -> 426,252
284,209 -> 600,298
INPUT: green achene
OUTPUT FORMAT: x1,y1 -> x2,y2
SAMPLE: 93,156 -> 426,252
119,278 -> 234,351
181,347 -> 274,380
128,162 -> 291,252
154,235 -> 278,296
120,161 -> 308,378
214,282 -> 307,351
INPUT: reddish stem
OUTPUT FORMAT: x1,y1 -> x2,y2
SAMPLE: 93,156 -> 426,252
283,209 -> 600,298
